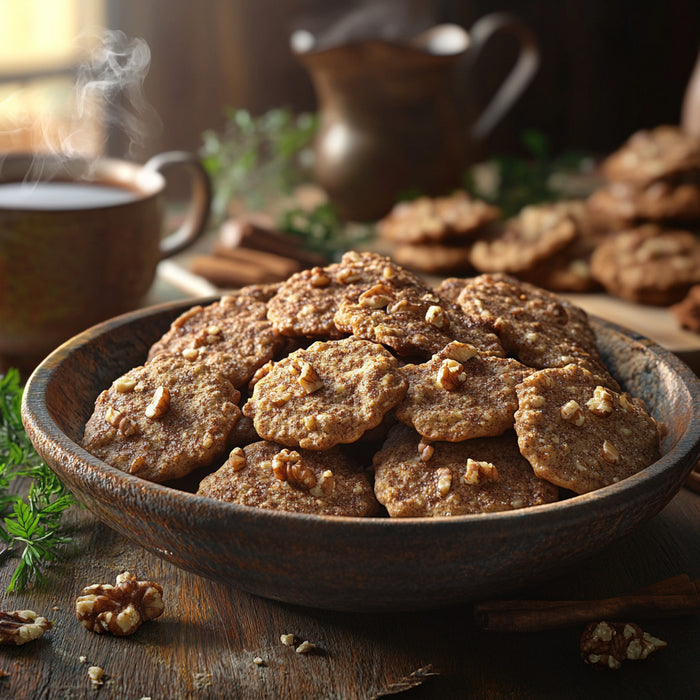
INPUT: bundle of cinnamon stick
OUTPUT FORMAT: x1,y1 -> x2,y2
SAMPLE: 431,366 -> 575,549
474,574 -> 700,632
190,215 -> 326,289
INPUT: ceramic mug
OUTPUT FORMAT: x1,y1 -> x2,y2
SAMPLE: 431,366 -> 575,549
0,151 -> 211,373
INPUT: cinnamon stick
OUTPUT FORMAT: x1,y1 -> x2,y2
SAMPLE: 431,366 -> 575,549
212,242 -> 300,278
218,216 -> 326,268
189,254 -> 282,289
474,575 -> 700,632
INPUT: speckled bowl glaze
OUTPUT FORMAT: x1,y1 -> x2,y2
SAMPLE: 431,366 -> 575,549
21,299 -> 700,611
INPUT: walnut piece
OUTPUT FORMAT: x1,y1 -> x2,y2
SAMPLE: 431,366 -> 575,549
75,572 -> 164,636
144,386 -> 170,419
436,359 -> 466,391
580,621 -> 666,670
464,459 -> 499,485
271,449 -> 317,490
0,610 -> 52,645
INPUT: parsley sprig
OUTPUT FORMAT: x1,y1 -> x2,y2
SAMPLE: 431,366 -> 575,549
0,369 -> 75,592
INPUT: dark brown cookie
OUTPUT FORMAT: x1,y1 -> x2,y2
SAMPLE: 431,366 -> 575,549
373,425 -> 559,517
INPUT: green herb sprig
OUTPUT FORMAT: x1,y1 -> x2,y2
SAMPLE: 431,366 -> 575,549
0,369 -> 75,592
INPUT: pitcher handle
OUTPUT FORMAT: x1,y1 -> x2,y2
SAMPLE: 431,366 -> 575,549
468,12 -> 540,142
144,150 -> 212,259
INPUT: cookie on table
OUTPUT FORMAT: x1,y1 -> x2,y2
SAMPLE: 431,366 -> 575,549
601,125 -> 700,186
395,341 -> 532,442
242,337 -> 407,450
454,274 -> 617,388
197,441 -> 380,516
147,291 -> 285,388
469,203 -> 578,275
373,425 -> 559,517
514,364 -> 660,494
266,250 -> 425,340
378,190 -> 500,245
590,225 -> 700,305
392,242 -> 475,275
82,355 -> 241,483
587,180 -> 700,227
334,283 -> 504,359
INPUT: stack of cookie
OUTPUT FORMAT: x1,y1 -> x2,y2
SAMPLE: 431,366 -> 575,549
378,190 -> 500,275
587,125 -> 700,305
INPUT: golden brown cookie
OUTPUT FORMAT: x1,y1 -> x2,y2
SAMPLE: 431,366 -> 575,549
334,283 -> 504,359
378,191 -> 500,245
373,425 -> 559,517
392,242 -> 475,275
266,251 -> 425,340
601,125 -> 700,187
395,341 -> 532,441
197,441 -> 380,516
147,291 -> 285,388
590,225 -> 700,305
242,337 -> 407,450
514,364 -> 659,494
670,284 -> 700,332
469,203 -> 578,275
82,355 -> 241,483
454,274 -> 616,388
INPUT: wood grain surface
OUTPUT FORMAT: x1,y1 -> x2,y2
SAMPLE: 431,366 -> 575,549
0,486 -> 698,699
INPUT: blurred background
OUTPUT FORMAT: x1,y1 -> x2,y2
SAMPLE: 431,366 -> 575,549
1,0 -> 700,163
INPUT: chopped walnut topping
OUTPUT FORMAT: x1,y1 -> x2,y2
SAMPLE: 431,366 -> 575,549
310,470 -> 335,497
295,360 -> 324,394
530,394 -> 546,408
113,376 -> 137,393
587,386 -> 615,417
144,386 -> 170,419
358,283 -> 394,309
229,447 -> 246,471
337,268 -> 362,284
436,468 -> 452,497
560,400 -> 586,426
601,440 -> 620,464
436,359 -> 466,391
464,459 -> 499,485
0,610 -> 52,645
445,342 -> 478,363
271,449 -> 317,490
425,304 -> 448,329
182,347 -> 199,361
580,621 -> 666,670
75,572 -> 164,636
104,406 -> 137,437
418,438 -> 434,462
619,393 -> 638,413
310,270 -> 331,287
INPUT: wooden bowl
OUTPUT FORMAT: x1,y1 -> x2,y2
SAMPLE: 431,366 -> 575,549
21,299 -> 700,611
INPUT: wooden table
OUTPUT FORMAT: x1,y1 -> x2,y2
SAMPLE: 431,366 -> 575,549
2,268 -> 699,700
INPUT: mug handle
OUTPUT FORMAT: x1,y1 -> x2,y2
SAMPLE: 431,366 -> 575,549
468,12 -> 540,142
144,150 -> 212,259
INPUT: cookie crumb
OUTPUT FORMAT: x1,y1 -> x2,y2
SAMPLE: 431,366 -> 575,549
87,666 -> 104,686
79,655 -> 87,664
280,633 -> 295,646
295,640 -> 316,654
253,656 -> 265,666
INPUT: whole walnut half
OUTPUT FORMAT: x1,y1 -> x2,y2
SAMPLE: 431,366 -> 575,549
75,572 -> 164,636
580,621 -> 667,670
0,610 -> 52,645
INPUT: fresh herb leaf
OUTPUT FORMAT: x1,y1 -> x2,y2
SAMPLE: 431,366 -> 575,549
0,368 -> 75,592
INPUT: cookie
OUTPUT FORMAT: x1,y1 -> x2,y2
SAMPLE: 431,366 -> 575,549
601,125 -> 700,187
590,225 -> 700,305
587,179 -> 700,227
147,291 -> 285,388
378,191 -> 500,245
469,203 -> 578,274
82,355 -> 241,483
514,364 -> 659,494
197,441 -> 380,516
334,283 -> 504,359
395,341 -> 532,441
392,242 -> 475,274
454,273 -> 616,388
266,250 -> 424,340
242,337 -> 407,450
373,425 -> 559,517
